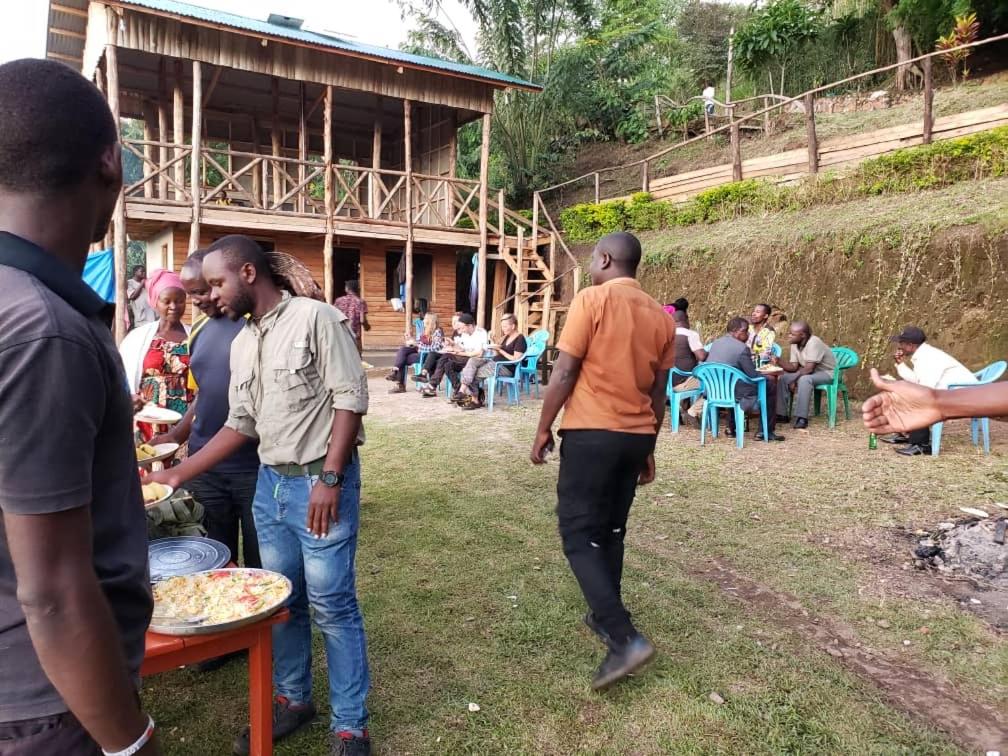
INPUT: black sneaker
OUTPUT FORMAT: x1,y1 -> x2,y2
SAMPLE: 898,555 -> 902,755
591,634 -> 656,692
794,418 -> 809,430
233,696 -> 316,755
583,612 -> 613,647
755,431 -> 785,442
330,730 -> 372,756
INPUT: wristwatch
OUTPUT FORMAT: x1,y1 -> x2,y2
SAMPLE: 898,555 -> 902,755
319,470 -> 344,487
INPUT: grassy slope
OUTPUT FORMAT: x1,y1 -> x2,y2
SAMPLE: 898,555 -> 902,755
144,389 -> 1007,755
553,74 -> 1008,207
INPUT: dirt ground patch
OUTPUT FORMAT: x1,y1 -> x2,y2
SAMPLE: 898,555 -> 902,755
683,556 -> 1008,754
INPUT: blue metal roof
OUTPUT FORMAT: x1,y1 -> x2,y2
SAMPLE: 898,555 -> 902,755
116,0 -> 541,91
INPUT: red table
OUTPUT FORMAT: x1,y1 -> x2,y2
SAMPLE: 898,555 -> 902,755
142,608 -> 289,756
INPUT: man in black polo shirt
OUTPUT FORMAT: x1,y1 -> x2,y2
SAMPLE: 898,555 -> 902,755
0,60 -> 158,755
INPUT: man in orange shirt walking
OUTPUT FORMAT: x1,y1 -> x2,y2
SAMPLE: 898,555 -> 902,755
531,232 -> 675,691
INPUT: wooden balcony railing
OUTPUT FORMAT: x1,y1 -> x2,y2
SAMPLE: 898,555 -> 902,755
123,141 -> 483,231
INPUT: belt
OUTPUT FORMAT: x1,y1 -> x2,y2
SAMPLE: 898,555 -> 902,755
267,458 -> 326,477
267,449 -> 358,478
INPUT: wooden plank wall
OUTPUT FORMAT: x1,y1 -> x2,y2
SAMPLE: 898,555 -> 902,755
169,225 -> 457,347
647,103 -> 1008,203
108,4 -> 496,113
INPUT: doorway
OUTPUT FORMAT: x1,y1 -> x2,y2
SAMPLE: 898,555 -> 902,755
331,248 -> 360,298
385,250 -> 433,314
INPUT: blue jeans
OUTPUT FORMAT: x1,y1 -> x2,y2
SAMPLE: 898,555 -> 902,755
252,457 -> 369,731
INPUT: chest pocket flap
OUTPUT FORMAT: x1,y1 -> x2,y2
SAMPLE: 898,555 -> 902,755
274,341 -> 320,409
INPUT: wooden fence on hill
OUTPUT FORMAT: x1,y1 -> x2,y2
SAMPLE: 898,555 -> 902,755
648,103 -> 1008,203
534,33 -> 1008,216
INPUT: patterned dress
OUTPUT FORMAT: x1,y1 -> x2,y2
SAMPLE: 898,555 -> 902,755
140,338 -> 193,416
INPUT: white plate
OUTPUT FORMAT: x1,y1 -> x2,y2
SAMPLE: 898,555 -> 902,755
135,405 -> 182,424
136,442 -> 180,468
143,484 -> 174,510
757,365 -> 783,374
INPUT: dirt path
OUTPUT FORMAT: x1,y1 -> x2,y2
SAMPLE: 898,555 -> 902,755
676,555 -> 1008,753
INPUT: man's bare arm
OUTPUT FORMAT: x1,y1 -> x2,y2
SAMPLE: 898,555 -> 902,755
7,507 -> 156,753
531,351 -> 582,463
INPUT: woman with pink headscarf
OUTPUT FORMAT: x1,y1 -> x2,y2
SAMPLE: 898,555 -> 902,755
118,269 -> 193,433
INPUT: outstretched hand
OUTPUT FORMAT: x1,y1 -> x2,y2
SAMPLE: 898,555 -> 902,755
861,368 -> 942,434
637,453 -> 656,486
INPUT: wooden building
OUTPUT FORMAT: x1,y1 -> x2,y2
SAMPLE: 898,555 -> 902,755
45,0 -> 580,344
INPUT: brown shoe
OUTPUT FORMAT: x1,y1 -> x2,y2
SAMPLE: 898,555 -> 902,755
388,385 -> 406,394
460,396 -> 484,410
420,388 -> 437,398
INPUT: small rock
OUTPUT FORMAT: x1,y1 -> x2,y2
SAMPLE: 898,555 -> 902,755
902,639 -> 911,646
468,702 -> 481,713
876,619 -> 891,629
709,692 -> 725,705
938,522 -> 956,531
532,566 -> 542,571
970,598 -> 982,605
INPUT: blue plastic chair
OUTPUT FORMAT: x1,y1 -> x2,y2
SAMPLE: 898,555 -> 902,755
666,368 -> 703,433
930,360 -> 1006,456
518,337 -> 548,397
693,363 -> 769,448
485,359 -> 522,413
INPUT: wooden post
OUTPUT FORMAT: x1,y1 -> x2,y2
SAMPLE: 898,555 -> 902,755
403,100 -> 414,334
172,59 -> 184,201
922,55 -> 934,145
298,82 -> 307,213
515,227 -> 525,332
541,235 -> 555,336
142,101 -> 155,199
475,112 -> 491,328
531,192 -> 539,267
271,78 -> 281,207
641,161 -> 650,193
371,97 -> 382,219
323,85 -> 335,303
593,172 -> 600,204
704,107 -> 710,137
762,96 -> 770,136
106,43 -> 128,344
189,60 -> 202,252
730,116 -> 742,183
498,188 -> 505,258
804,93 -> 818,174
446,111 -> 457,223
156,60 -> 168,200
250,116 -> 262,207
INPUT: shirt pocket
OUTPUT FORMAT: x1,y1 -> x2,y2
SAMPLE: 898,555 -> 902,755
273,341 -> 321,410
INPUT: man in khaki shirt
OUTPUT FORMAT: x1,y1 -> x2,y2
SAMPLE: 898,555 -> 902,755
530,231 -> 674,692
151,235 -> 372,756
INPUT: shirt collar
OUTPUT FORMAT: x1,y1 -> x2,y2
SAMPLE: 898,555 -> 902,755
601,276 -> 642,290
250,290 -> 292,335
0,232 -> 105,317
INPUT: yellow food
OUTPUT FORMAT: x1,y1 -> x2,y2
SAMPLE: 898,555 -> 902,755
153,570 -> 290,625
142,482 -> 168,503
136,444 -> 158,460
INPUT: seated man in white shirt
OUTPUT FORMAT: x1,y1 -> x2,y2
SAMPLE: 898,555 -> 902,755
884,326 -> 978,456
421,313 -> 488,400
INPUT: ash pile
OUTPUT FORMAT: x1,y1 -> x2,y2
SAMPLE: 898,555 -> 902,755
914,515 -> 1007,588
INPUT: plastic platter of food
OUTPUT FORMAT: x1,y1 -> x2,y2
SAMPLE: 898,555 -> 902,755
148,537 -> 231,582
150,568 -> 292,636
136,442 -> 180,467
135,405 -> 182,425
142,482 -> 173,509
756,365 -> 783,373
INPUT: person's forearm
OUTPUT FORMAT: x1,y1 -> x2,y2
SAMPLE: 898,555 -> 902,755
938,382 -> 1008,421
324,410 -> 362,473
20,570 -> 147,750
167,426 -> 251,484
650,373 -> 668,432
169,402 -> 196,444
536,363 -> 580,433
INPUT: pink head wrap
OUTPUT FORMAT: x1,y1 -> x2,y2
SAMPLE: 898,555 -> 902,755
663,304 -> 676,315
147,269 -> 185,310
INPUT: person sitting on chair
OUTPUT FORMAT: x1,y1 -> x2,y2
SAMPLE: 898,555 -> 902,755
387,313 -> 444,394
456,313 -> 527,410
671,310 -> 706,422
420,314 -> 487,399
772,320 -> 835,430
706,317 -> 784,441
882,326 -> 977,456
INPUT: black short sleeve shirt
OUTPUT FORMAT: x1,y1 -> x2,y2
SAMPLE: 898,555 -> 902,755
0,233 -> 152,722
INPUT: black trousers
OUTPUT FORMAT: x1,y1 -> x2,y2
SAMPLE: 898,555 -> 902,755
0,712 -> 99,756
556,430 -> 656,646
188,469 -> 261,568
430,353 -> 466,388
908,427 -> 931,447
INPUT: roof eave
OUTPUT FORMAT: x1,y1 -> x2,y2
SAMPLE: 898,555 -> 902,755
105,0 -> 543,94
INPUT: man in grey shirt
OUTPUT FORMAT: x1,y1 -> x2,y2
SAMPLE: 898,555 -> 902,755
773,320 -> 836,429
0,60 -> 157,755
705,317 -> 784,441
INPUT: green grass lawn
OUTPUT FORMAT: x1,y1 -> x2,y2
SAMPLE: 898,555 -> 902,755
145,386 -> 1007,754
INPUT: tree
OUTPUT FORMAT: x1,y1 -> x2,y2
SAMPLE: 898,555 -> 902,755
882,0 -> 972,90
733,0 -> 823,96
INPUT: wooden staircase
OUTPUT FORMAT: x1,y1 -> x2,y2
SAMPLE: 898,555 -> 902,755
487,192 -> 581,340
